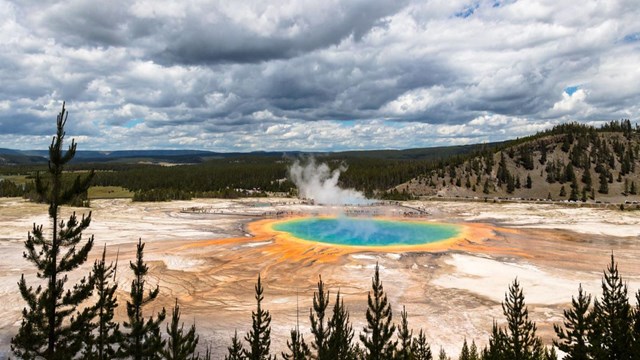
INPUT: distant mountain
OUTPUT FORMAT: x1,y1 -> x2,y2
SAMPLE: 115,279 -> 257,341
0,143 -> 501,165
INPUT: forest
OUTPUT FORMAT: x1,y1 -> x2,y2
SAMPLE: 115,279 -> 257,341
9,104 -> 640,360
1,120 -> 639,204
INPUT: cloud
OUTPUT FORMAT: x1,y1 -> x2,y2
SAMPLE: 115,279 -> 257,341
551,88 -> 589,114
0,0 -> 639,151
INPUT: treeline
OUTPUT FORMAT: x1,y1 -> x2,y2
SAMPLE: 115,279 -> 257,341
222,254 -> 640,360
411,120 -> 640,200
2,120 -> 638,202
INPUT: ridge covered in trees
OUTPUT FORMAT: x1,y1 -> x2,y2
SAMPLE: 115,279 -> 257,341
2,120 -> 639,203
398,120 -> 640,204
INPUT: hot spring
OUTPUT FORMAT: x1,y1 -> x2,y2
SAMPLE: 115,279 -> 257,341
272,217 -> 462,247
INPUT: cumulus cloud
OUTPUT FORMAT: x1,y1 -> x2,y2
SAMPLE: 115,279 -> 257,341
551,88 -> 589,114
0,0 -> 639,151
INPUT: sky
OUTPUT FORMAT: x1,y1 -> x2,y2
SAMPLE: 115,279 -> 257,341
0,0 -> 639,152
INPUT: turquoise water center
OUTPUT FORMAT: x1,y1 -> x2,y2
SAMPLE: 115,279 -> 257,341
272,217 -> 461,247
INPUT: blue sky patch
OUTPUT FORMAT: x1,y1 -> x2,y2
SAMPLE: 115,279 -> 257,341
455,3 -> 479,18
123,119 -> 144,128
340,120 -> 357,127
623,32 -> 640,43
564,86 -> 579,96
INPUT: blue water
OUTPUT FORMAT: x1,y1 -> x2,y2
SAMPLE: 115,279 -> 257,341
273,217 -> 460,247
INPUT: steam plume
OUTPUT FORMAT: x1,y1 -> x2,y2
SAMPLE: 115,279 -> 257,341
289,158 -> 370,205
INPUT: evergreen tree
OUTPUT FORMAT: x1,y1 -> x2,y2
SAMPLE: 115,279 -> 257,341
282,329 -> 311,360
459,339 -> 470,360
502,279 -> 543,360
396,306 -> 413,360
630,181 -> 637,195
564,163 -> 576,183
412,330 -> 433,360
483,179 -> 491,194
506,175 -> 515,194
438,347 -> 449,360
569,180 -> 579,201
226,330 -> 246,360
120,238 -> 167,360
483,321 -> 507,360
87,245 -> 121,360
469,341 -> 479,360
360,263 -> 397,360
11,102 -> 96,359
631,290 -> 640,357
598,170 -> 609,194
161,299 -> 199,360
244,274 -> 273,360
562,136 -> 572,152
581,169 -> 592,190
589,254 -> 633,360
559,186 -> 566,197
525,174 -> 533,189
327,291 -> 356,360
553,284 -> 591,360
310,275 -> 330,360
497,152 -> 510,186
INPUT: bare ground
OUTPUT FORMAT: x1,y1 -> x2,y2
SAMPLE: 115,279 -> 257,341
0,197 -> 639,358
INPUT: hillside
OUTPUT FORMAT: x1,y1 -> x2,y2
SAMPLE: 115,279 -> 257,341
396,120 -> 640,206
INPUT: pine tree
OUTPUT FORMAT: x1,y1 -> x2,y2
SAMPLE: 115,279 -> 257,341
553,284 -> 591,360
161,299 -> 199,360
244,274 -> 273,360
87,245 -> 121,360
282,329 -> 311,360
589,254 -> 633,360
310,275 -> 330,360
506,175 -> 515,194
469,341 -> 479,360
360,263 -> 397,360
327,291 -> 356,360
502,279 -> 543,360
11,102 -> 96,359
559,186 -> 566,197
631,290 -> 640,357
483,179 -> 491,194
438,347 -> 449,360
569,180 -> 579,201
483,321 -> 507,360
396,306 -> 413,360
497,152 -> 510,186
412,330 -> 433,360
598,171 -> 609,194
226,330 -> 246,360
459,339 -> 470,360
120,238 -> 167,360
564,163 -> 576,183
526,174 -> 532,189
581,169 -> 592,190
